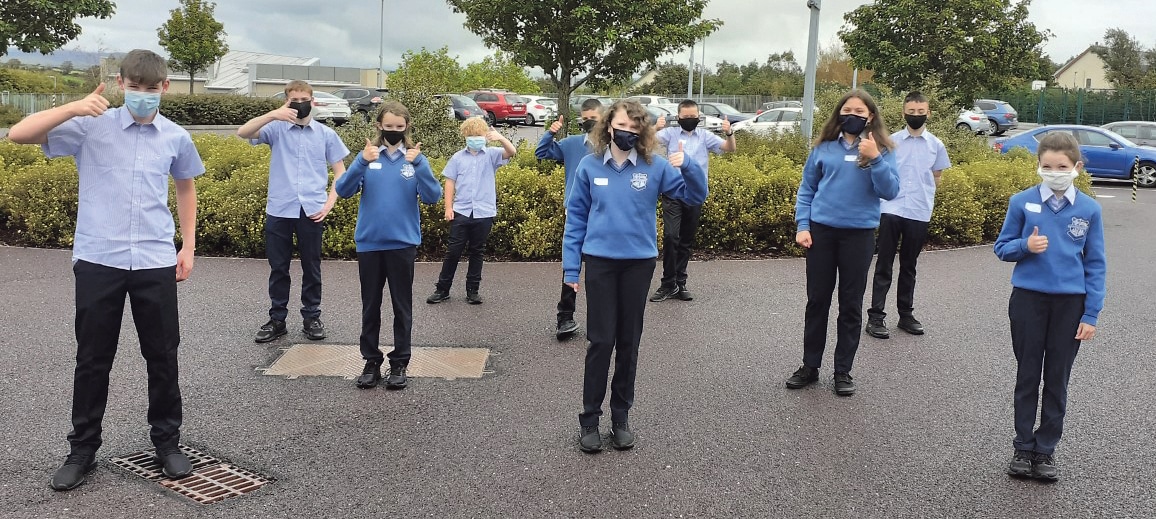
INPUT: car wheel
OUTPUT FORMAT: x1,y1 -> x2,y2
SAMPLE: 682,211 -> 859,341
956,122 -> 970,131
988,119 -> 999,135
525,113 -> 535,126
487,111 -> 497,125
1135,161 -> 1156,188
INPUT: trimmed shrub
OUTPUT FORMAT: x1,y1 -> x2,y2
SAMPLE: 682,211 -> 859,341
0,158 -> 79,247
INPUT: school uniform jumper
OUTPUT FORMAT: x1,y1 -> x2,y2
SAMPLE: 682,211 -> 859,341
564,148 -> 708,427
869,128 -> 951,322
336,145 -> 442,367
994,184 -> 1106,456
535,131 -> 594,323
251,120 -> 349,321
435,146 -> 509,293
44,107 -> 205,455
655,127 -> 724,290
795,138 -> 899,374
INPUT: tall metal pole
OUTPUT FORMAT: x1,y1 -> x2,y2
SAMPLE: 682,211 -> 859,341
378,0 -> 385,88
687,43 -> 695,99
699,37 -> 705,102
801,0 -> 822,143
852,68 -> 858,89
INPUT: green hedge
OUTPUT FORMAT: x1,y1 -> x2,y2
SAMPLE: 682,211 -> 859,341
100,94 -> 284,125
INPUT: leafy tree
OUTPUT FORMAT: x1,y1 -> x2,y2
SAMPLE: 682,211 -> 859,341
817,44 -> 872,88
459,51 -> 539,93
446,0 -> 719,121
388,47 -> 467,160
157,0 -> 229,94
60,61 -> 74,75
1092,28 -> 1146,89
640,61 -> 691,95
6,59 -> 22,69
839,0 -> 1048,105
0,0 -> 115,58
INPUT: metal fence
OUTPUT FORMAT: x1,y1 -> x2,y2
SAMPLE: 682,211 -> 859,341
1,92 -> 90,115
987,88 -> 1156,126
647,94 -> 783,113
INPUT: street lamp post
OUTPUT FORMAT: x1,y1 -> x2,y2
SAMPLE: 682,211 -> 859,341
801,0 -> 821,143
49,75 -> 57,107
378,0 -> 385,88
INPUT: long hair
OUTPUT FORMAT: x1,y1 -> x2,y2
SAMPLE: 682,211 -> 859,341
815,89 -> 895,151
589,100 -> 658,164
373,101 -> 414,148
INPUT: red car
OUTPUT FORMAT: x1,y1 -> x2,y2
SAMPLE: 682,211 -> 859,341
465,89 -> 527,125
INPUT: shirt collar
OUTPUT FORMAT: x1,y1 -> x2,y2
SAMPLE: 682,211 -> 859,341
384,144 -> 406,159
1038,183 -> 1077,205
117,106 -> 159,130
896,128 -> 923,140
602,147 -> 638,166
839,136 -> 860,150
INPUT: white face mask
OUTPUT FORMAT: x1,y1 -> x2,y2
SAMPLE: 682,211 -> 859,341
1037,167 -> 1078,191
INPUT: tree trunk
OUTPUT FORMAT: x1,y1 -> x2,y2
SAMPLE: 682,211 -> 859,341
556,67 -> 573,136
189,70 -> 194,94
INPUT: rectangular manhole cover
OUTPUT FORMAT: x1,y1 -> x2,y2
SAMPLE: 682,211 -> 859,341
110,444 -> 272,504
259,344 -> 490,380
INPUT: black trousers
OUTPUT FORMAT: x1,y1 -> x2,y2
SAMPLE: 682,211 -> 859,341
659,196 -> 703,288
579,255 -> 656,427
69,260 -> 182,455
869,213 -> 930,321
436,212 -> 494,292
266,208 -> 323,321
1009,288 -> 1084,455
557,282 -> 578,322
802,222 -> 876,374
357,247 -> 417,366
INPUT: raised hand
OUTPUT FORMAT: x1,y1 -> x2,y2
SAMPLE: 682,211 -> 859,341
1027,225 -> 1048,253
361,138 -> 380,162
71,83 -> 110,117
270,101 -> 300,122
486,128 -> 503,142
858,131 -> 880,161
656,114 -> 666,129
405,142 -> 422,163
549,115 -> 564,133
668,140 -> 685,168
722,115 -> 732,135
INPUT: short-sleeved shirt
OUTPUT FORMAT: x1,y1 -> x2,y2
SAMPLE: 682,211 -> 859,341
442,147 -> 509,218
881,128 -> 951,222
656,127 -> 725,176
43,107 -> 205,270
251,120 -> 349,218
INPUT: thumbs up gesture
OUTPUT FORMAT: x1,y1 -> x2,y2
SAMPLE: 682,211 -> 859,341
858,131 -> 880,161
656,114 -> 667,130
722,115 -> 732,134
361,138 -> 380,163
549,115 -> 564,133
71,83 -> 110,117
1027,225 -> 1048,253
669,140 -> 686,168
405,142 -> 422,163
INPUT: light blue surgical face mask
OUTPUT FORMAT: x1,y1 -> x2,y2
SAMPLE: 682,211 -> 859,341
465,136 -> 486,151
124,90 -> 161,118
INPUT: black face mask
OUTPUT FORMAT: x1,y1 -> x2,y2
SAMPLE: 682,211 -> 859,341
579,119 -> 597,133
288,100 -> 312,119
380,129 -> 405,146
678,117 -> 700,132
611,128 -> 639,151
904,114 -> 928,130
839,113 -> 869,136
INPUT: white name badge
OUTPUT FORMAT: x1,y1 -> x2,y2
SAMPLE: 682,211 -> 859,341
594,177 -> 609,186
369,162 -> 383,170
1025,202 -> 1041,213
844,154 -> 858,162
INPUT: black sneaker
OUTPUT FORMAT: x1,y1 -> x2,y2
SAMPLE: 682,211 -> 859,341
355,360 -> 382,389
385,364 -> 408,390
254,319 -> 287,343
579,426 -> 602,453
833,372 -> 856,396
897,316 -> 925,335
649,285 -> 679,302
785,366 -> 819,389
556,318 -> 580,340
49,452 -> 96,491
466,291 -> 483,305
302,317 -> 326,340
865,319 -> 890,339
426,290 -> 450,304
611,422 -> 635,450
155,446 -> 192,479
1007,449 -> 1034,478
676,285 -> 694,301
1031,452 -> 1059,482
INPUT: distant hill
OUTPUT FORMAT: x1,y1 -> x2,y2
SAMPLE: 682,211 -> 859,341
3,47 -> 124,67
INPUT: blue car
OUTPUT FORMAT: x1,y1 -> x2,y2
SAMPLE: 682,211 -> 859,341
975,99 -> 1019,136
993,124 -> 1156,187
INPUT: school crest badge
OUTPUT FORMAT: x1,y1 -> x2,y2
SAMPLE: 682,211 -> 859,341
400,163 -> 415,180
630,172 -> 648,191
1067,216 -> 1089,240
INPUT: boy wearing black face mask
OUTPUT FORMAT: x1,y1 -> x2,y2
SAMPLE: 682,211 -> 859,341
865,91 -> 951,340
650,99 -> 735,303
535,98 -> 603,340
238,80 -> 350,344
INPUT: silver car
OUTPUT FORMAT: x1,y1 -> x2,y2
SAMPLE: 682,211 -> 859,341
1101,121 -> 1156,147
956,106 -> 988,135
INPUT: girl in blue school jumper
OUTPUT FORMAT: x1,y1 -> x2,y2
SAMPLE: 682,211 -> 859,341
336,101 -> 442,391
786,89 -> 900,397
563,100 -> 707,454
994,131 -> 1106,482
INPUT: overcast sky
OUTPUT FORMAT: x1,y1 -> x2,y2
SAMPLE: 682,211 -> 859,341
58,0 -> 1156,72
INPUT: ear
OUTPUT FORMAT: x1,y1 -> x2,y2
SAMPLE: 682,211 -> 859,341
1075,161 -> 1085,171
115,74 -> 124,90
160,79 -> 171,94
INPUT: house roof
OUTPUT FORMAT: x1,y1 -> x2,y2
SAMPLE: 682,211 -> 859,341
203,50 -> 320,95
1054,46 -> 1101,79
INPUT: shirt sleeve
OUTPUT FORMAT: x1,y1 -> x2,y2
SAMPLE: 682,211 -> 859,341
933,138 -> 951,171
704,129 -> 725,153
535,131 -> 565,161
251,123 -> 277,146
487,146 -> 510,168
562,157 -> 593,283
325,129 -> 350,165
1080,204 -> 1107,325
656,128 -> 671,150
442,154 -> 460,182
42,116 -> 89,158
170,134 -> 206,180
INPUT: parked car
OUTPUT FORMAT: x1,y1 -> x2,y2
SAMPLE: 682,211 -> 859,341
992,124 -> 1156,187
270,91 -> 352,124
974,98 -> 1019,136
757,100 -> 820,115
569,94 -> 613,114
732,107 -> 802,135
1100,121 -> 1156,147
645,105 -> 679,130
652,103 -> 724,133
956,106 -> 988,134
432,94 -> 493,125
519,95 -> 557,126
331,87 -> 389,120
698,102 -> 756,123
465,89 -> 527,125
628,95 -> 672,106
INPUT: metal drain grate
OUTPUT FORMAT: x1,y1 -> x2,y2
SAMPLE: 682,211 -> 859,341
259,344 -> 491,380
110,444 -> 273,504
159,464 -> 272,504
